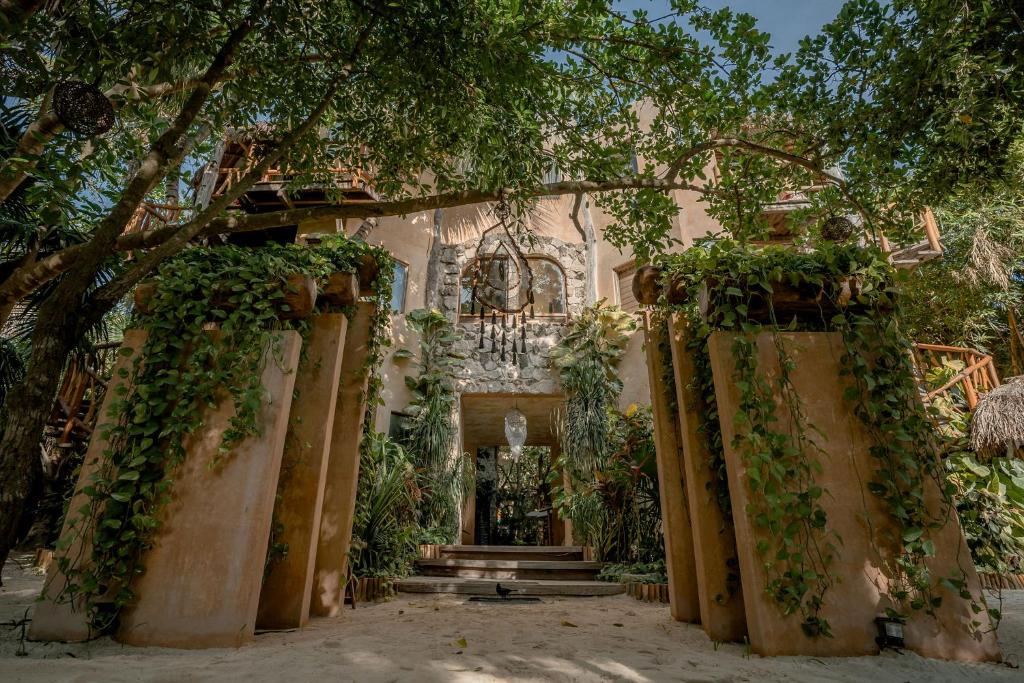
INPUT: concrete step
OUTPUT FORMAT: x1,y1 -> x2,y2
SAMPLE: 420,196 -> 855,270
434,545 -> 585,562
416,558 -> 601,581
396,576 -> 624,597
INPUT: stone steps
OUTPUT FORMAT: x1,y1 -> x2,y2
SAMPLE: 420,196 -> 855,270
430,544 -> 586,562
395,576 -> 624,597
416,558 -> 601,581
403,545 -> 614,597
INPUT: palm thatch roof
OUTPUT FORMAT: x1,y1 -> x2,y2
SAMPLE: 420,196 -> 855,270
970,376 -> 1024,456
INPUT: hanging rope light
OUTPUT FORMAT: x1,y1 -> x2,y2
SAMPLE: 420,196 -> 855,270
468,197 -> 535,364
505,408 -> 527,458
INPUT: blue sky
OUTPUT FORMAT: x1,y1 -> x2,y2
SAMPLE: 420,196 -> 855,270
616,1 -> 848,55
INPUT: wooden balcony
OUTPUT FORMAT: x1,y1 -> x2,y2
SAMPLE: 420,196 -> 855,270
912,343 -> 1000,410
201,137 -> 379,214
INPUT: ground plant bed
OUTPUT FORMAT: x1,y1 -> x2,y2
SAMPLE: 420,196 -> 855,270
626,582 -> 670,603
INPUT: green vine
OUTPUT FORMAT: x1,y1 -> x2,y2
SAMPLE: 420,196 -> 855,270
55,237 -> 392,634
658,239 -> 981,637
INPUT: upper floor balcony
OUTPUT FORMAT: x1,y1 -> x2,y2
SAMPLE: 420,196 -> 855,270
194,136 -> 379,214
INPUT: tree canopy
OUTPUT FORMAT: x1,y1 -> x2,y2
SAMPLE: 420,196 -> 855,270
0,0 -> 1022,572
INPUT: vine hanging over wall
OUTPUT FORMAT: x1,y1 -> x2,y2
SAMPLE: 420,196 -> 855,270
657,239 -> 985,637
55,237 -> 392,634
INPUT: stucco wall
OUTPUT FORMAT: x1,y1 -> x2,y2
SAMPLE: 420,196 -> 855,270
297,135 -> 727,432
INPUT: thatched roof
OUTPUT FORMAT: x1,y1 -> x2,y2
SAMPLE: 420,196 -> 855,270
971,376 -> 1024,455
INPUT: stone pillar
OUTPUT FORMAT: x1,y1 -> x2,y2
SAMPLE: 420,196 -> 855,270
30,330 -> 149,643
642,313 -> 701,623
116,331 -> 303,648
666,313 -> 747,642
310,301 -> 375,617
256,313 -> 348,630
708,330 -> 1000,660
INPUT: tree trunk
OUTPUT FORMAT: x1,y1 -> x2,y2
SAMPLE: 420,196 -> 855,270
0,286 -> 88,579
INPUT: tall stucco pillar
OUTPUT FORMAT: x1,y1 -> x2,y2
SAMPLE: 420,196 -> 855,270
310,301 -> 375,617
708,330 -> 1000,660
256,313 -> 348,630
30,330 -> 149,643
643,313 -> 701,623
116,331 -> 303,648
667,313 -> 747,642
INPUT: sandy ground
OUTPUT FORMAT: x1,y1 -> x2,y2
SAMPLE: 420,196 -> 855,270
0,554 -> 1021,682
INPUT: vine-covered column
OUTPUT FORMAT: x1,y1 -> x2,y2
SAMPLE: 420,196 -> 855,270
665,313 -> 747,643
311,300 -> 377,618
257,310 -> 351,630
30,330 -> 150,643
116,331 -> 303,648
642,311 -> 700,623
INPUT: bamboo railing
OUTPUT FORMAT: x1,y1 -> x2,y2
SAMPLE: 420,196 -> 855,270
912,343 -> 1000,410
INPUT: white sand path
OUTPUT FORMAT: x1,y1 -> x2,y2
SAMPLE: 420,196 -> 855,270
1,554 -> 1021,682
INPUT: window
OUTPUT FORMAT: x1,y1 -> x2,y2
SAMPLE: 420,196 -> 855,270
542,159 -> 562,188
615,262 -> 639,313
390,260 -> 408,313
460,257 -> 508,315
388,411 -> 414,445
530,258 -> 567,315
459,256 -> 566,318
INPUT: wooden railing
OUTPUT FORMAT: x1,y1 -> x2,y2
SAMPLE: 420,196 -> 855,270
912,343 -> 1000,410
211,164 -> 375,198
876,207 -> 943,268
48,342 -> 120,446
123,201 -> 184,236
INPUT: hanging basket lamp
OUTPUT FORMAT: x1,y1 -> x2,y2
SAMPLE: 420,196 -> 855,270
53,80 -> 115,137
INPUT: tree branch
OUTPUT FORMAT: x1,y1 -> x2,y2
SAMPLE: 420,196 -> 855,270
0,5 -> 264,315
90,19 -> 375,307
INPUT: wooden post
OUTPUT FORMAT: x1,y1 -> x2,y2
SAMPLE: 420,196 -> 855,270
642,312 -> 701,623
551,441 -> 574,546
256,313 -> 349,630
666,313 -> 748,642
460,442 -> 477,545
922,207 -> 942,253
310,301 -> 376,617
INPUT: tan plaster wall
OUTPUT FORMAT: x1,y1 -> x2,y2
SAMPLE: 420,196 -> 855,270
708,330 -> 1000,661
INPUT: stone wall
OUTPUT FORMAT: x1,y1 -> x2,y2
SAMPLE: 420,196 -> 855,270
438,234 -> 586,395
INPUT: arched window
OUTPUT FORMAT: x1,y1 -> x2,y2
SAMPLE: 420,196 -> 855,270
459,256 -> 566,318
529,257 -> 566,316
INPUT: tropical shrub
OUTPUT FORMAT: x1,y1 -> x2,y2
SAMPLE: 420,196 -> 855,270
349,432 -> 420,579
402,308 -> 472,542
923,362 -> 1024,576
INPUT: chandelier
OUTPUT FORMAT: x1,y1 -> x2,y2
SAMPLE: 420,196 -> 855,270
467,198 -> 535,363
504,408 -> 528,457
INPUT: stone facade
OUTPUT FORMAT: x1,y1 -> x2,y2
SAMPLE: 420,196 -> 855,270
437,233 -> 586,395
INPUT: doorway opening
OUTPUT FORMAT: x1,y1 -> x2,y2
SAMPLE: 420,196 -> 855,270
473,445 -> 559,545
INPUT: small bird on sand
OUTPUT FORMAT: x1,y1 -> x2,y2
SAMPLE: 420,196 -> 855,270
496,583 -> 513,599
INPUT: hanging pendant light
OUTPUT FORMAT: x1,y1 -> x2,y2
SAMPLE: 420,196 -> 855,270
505,408 -> 527,458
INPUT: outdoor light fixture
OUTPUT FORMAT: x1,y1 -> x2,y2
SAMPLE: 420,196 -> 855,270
505,408 -> 527,457
874,615 -> 905,651
469,197 -> 534,365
